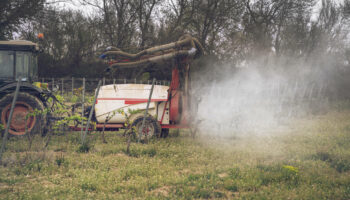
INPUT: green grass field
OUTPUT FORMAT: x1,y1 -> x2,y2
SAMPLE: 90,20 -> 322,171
1,109 -> 350,199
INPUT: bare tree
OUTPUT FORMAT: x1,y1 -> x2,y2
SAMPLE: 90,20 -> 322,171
131,0 -> 161,48
161,0 -> 244,53
0,0 -> 45,39
81,0 -> 138,48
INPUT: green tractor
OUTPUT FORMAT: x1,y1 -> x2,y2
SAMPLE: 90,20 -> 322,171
0,40 -> 51,136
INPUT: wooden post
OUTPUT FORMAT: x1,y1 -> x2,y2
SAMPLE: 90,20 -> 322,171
138,78 -> 156,143
103,77 -> 105,85
101,115 -> 108,144
61,78 -> 64,96
80,77 -> 85,139
0,78 -> 21,162
72,77 -> 74,96
82,80 -> 102,145
52,78 -> 55,91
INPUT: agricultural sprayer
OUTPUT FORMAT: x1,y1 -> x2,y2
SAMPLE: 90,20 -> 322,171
92,35 -> 204,138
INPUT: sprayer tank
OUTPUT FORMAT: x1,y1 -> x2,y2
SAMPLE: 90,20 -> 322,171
94,84 -> 169,124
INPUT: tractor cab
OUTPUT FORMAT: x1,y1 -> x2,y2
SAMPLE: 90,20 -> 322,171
0,40 -> 50,136
0,40 -> 39,85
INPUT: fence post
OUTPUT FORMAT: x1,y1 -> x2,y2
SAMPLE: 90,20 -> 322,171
82,80 -> 102,145
124,79 -> 126,84
134,78 -> 137,84
138,78 -> 156,143
61,78 -> 64,96
52,78 -> 55,91
80,77 -> 85,139
103,77 -> 105,85
113,79 -> 115,85
0,78 -> 21,162
72,77 -> 74,96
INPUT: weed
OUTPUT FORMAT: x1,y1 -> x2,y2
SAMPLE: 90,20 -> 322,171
312,151 -> 350,172
256,164 -> 299,186
123,147 -> 157,157
77,143 -> 92,153
192,187 -> 211,199
228,167 -> 241,179
0,177 -> 23,185
214,191 -> 226,198
223,180 -> 239,192
21,160 -> 44,174
330,157 -> 350,173
55,153 -> 67,167
81,182 -> 97,191
187,174 -> 201,182
312,151 -> 332,162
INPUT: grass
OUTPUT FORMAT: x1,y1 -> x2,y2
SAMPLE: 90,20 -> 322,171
1,110 -> 350,199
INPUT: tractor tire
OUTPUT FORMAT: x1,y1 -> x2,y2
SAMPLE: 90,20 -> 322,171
160,128 -> 169,138
0,92 -> 46,136
131,116 -> 161,140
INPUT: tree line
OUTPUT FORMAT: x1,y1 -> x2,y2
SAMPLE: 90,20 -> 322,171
1,0 -> 349,79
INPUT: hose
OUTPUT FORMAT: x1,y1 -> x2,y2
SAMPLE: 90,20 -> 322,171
100,35 -> 204,65
108,48 -> 197,70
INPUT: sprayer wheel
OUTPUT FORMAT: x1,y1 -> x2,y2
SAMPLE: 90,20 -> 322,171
0,92 -> 46,136
160,128 -> 169,138
132,116 -> 161,140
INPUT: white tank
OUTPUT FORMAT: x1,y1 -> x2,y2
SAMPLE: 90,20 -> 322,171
94,84 -> 169,124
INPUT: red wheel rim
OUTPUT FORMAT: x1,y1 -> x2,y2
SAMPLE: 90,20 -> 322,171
137,122 -> 155,137
1,101 -> 36,135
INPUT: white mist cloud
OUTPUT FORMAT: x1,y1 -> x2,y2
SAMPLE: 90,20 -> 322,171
191,59 -> 329,137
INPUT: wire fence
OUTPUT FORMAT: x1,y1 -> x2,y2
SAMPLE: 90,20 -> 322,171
40,77 -> 171,95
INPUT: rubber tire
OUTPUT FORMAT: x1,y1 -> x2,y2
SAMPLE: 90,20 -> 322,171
0,92 -> 46,136
161,128 -> 169,138
131,116 -> 161,139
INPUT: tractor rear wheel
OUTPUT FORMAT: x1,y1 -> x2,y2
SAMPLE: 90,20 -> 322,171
132,116 -> 161,140
0,92 -> 46,136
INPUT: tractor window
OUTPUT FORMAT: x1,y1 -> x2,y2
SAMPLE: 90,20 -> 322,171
0,50 -> 14,78
29,54 -> 38,80
15,52 -> 30,80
